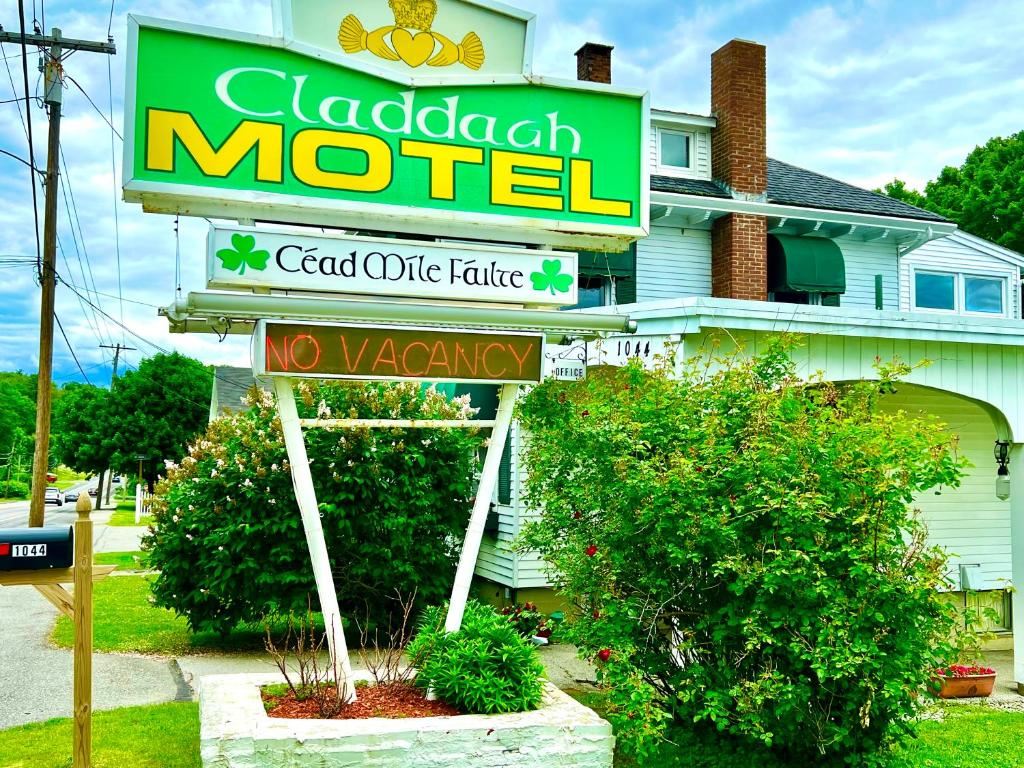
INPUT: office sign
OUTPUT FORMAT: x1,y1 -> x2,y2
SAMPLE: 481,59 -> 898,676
207,225 -> 578,306
123,15 -> 649,249
255,321 -> 544,383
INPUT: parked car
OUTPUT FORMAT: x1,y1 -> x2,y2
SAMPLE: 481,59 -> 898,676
113,475 -> 123,483
44,487 -> 64,506
87,487 -> 98,497
65,490 -> 80,502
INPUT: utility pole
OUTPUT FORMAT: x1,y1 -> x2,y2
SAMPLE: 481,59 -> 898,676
98,344 -> 134,507
0,25 -> 116,527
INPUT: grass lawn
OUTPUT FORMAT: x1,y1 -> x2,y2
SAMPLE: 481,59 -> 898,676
567,690 -> 1024,768
106,500 -> 151,527
94,550 -> 150,572
0,702 -> 199,768
51,575 -> 290,655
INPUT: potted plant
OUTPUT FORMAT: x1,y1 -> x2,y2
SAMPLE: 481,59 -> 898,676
931,664 -> 997,699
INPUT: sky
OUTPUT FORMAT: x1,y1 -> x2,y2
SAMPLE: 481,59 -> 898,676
0,0 -> 1022,385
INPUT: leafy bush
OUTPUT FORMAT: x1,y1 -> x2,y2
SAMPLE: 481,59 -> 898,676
0,479 -> 30,498
144,381 -> 481,634
408,600 -> 545,714
500,602 -> 551,639
518,340 -> 970,766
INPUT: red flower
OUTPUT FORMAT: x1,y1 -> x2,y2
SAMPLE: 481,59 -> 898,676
592,609 -> 601,619
581,409 -> 590,418
597,649 -> 611,663
586,544 -> 598,557
573,511 -> 582,520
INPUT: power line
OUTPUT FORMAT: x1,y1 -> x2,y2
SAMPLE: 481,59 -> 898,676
106,52 -> 125,346
64,72 -> 121,140
14,1 -> 42,271
59,147 -> 113,346
54,311 -> 91,384
0,146 -> 42,172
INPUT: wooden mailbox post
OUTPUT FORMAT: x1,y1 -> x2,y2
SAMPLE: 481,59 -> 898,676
0,493 -> 114,767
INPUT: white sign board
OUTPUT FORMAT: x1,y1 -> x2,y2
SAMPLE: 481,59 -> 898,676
274,0 -> 535,79
588,335 -> 678,369
544,343 -> 587,381
207,225 -> 578,307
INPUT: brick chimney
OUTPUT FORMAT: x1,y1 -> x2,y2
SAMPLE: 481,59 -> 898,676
575,42 -> 613,84
709,39 -> 768,301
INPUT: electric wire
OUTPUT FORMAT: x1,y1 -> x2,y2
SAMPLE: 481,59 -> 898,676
14,1 -> 42,272
59,147 -> 114,346
54,311 -> 92,385
106,53 -> 125,345
64,73 -> 121,140
56,233 -> 106,348
0,147 -> 42,172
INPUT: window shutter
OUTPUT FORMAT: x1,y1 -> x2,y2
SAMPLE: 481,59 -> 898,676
497,428 -> 513,505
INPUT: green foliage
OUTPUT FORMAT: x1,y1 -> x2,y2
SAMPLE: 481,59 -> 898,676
107,353 -> 213,484
0,478 -> 30,498
144,381 -> 480,635
0,375 -> 37,487
53,383 -> 113,475
879,131 -> 1024,253
408,600 -> 545,714
518,340 -> 969,766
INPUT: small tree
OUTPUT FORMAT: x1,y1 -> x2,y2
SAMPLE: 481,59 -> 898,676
144,381 -> 481,635
519,341 -> 968,766
107,352 -> 213,488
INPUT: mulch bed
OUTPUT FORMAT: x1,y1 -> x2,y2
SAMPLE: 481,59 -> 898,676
263,681 -> 463,720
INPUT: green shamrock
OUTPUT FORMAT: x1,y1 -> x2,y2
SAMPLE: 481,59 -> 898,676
530,259 -> 574,296
216,233 -> 270,276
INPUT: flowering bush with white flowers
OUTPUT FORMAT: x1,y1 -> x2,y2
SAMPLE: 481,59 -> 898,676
144,381 -> 482,635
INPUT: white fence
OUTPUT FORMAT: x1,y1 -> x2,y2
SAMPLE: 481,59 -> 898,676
134,483 -> 155,524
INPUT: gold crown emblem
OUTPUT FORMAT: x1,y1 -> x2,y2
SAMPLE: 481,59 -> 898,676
388,0 -> 437,32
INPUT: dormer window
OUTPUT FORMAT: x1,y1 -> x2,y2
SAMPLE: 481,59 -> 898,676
657,128 -> 692,172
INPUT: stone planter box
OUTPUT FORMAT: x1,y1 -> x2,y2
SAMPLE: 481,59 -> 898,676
200,672 -> 614,767
933,673 -> 996,699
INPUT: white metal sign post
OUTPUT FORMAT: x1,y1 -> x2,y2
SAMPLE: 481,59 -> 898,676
272,377 -> 356,691
445,382 -> 517,631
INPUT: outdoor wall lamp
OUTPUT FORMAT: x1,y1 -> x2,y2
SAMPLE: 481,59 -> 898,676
994,440 -> 1011,501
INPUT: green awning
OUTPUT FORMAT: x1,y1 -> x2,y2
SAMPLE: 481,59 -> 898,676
578,243 -> 636,278
768,235 -> 846,294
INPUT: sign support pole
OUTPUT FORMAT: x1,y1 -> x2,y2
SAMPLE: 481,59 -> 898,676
445,383 -> 519,632
273,377 -> 356,699
73,493 -> 93,768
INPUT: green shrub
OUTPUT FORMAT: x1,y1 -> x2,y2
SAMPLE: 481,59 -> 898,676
408,601 -> 545,714
1,479 -> 30,498
518,340 -> 970,766
144,381 -> 481,634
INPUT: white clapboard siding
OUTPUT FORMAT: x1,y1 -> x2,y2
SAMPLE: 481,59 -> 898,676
475,422 -> 521,587
899,232 -> 1023,319
877,386 -> 1010,590
648,124 -> 712,179
636,227 -> 712,302
835,236 -> 899,310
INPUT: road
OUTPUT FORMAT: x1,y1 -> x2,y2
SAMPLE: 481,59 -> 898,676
0,479 -> 106,528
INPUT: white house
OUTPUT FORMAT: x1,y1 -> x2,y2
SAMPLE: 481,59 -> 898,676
473,40 -> 1024,690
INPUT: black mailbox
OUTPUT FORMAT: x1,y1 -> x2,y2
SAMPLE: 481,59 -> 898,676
0,527 -> 74,571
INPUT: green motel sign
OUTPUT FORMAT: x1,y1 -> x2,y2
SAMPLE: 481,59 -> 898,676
123,16 -> 649,250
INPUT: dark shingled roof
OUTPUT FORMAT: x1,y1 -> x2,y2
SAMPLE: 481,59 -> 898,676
651,160 -> 949,224
651,175 -> 731,198
766,158 -> 949,223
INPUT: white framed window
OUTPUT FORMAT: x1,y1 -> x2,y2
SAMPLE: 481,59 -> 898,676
656,128 -> 692,173
911,269 -> 1007,317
